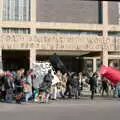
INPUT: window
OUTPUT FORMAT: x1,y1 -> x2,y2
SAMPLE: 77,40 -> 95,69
36,29 -> 102,36
3,0 -> 31,21
84,59 -> 93,73
2,28 -> 30,34
108,31 -> 120,36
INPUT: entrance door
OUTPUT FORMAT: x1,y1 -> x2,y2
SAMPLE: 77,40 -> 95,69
2,50 -> 29,71
36,55 -> 84,73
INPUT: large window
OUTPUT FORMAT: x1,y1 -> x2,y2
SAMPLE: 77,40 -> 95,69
3,0 -> 31,21
109,59 -> 120,70
84,59 -> 93,73
96,59 -> 102,70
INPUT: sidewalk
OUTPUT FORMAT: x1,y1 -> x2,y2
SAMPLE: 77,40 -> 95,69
81,89 -> 102,96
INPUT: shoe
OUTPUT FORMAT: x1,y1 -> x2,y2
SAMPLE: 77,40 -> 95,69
34,99 -> 39,102
52,98 -> 56,100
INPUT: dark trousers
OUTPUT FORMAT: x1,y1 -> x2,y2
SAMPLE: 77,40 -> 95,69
72,87 -> 80,99
91,89 -> 95,100
0,90 -> 6,101
102,87 -> 108,96
64,86 -> 72,98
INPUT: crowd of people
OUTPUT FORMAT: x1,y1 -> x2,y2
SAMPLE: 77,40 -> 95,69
0,67 -> 119,104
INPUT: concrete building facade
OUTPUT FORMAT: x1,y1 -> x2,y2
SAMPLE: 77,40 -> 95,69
0,0 -> 120,72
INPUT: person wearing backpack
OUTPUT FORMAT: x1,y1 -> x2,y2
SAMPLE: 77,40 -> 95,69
39,69 -> 53,103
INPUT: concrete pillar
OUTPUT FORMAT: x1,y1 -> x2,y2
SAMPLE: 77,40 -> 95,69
30,28 -> 36,34
31,0 -> 36,34
30,1 -> 36,63
30,49 -> 36,69
93,58 -> 97,72
103,1 -> 108,29
102,1 -> 108,66
102,50 -> 108,66
0,0 -> 3,20
31,0 -> 36,21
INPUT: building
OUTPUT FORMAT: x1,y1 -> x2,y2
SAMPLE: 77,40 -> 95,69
0,0 -> 120,72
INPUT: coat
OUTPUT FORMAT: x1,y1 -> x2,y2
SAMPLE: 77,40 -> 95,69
89,76 -> 97,91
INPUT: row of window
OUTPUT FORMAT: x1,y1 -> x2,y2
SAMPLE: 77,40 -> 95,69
2,28 -> 120,37
2,28 -> 30,34
85,59 -> 120,73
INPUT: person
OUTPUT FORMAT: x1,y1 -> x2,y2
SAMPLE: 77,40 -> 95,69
101,76 -> 109,96
24,70 -> 33,103
61,72 -> 68,97
39,69 -> 53,103
97,74 -> 102,94
64,73 -> 72,98
88,72 -> 97,100
72,73 -> 80,99
78,72 -> 83,92
0,72 -> 6,102
115,82 -> 120,97
14,70 -> 25,104
5,72 -> 15,103
32,74 -> 40,102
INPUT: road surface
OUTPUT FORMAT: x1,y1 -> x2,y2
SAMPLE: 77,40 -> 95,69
0,98 -> 120,120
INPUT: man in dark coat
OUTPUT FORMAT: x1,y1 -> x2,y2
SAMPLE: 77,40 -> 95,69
89,72 -> 97,99
101,76 -> 108,96
64,73 -> 72,98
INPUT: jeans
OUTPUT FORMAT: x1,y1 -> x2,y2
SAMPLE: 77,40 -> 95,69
115,83 -> 120,97
25,90 -> 32,102
5,89 -> 13,103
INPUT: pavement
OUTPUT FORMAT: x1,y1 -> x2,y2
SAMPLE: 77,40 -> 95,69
0,96 -> 120,120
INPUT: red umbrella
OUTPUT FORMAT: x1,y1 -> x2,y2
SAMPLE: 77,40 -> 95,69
99,65 -> 120,85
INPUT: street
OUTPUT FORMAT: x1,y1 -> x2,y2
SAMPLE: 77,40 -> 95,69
0,97 -> 120,120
